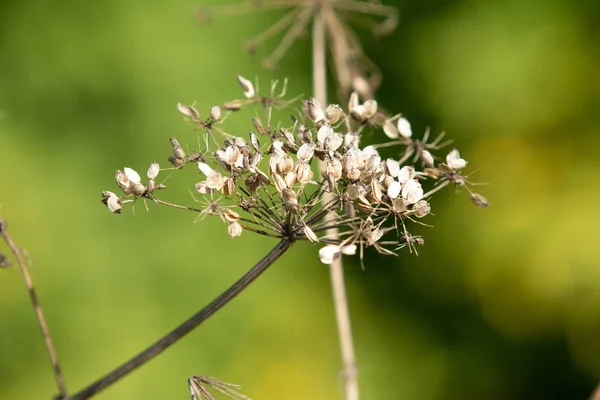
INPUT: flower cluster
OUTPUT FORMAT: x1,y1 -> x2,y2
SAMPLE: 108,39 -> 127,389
101,76 -> 487,264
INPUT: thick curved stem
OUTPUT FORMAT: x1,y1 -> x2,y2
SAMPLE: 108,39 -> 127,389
67,239 -> 293,400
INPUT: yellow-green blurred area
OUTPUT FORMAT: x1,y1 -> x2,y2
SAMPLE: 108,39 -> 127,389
1,0 -> 599,398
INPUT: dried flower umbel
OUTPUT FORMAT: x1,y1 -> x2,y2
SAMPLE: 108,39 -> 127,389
101,76 -> 487,264
198,0 -> 399,99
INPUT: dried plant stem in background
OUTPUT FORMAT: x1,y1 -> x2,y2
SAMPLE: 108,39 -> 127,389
0,217 -> 68,399
313,5 -> 358,400
68,239 -> 291,400
589,384 -> 600,400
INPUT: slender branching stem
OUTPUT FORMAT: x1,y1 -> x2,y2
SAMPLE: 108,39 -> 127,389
0,217 -> 68,399
67,239 -> 293,400
313,3 -> 359,400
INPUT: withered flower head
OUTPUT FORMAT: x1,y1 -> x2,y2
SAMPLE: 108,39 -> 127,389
101,77 -> 486,265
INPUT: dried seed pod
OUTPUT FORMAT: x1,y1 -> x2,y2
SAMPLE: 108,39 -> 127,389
228,221 -> 243,237
195,181 -> 211,194
281,188 -> 299,213
421,150 -> 434,167
177,103 -> 200,120
168,156 -> 184,169
303,99 -> 325,124
446,149 -> 467,170
363,99 -> 378,119
106,195 -> 122,214
319,245 -> 341,264
223,209 -> 240,222
383,119 -> 399,139
244,174 -> 261,193
237,75 -> 255,98
284,171 -> 297,188
253,117 -> 265,135
222,100 -> 243,111
249,131 -> 261,152
470,193 -> 489,208
397,117 -> 412,138
303,224 -> 319,243
147,161 -> 160,180
325,104 -> 344,124
222,177 -> 235,195
413,200 -> 431,217
402,179 -> 423,204
273,173 -> 287,193
348,92 -> 359,113
115,170 -> 131,194
387,181 -> 401,199
210,105 -> 221,121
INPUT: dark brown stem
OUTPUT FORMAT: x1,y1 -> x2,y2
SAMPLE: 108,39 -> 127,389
67,239 -> 293,400
0,217 -> 68,398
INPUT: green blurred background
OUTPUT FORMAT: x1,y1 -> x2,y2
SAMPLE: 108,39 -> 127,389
1,0 -> 599,399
